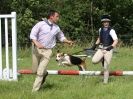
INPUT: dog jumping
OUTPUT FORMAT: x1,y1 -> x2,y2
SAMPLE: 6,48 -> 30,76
56,50 -> 87,71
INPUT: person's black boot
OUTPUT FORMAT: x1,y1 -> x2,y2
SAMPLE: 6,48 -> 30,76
41,72 -> 48,85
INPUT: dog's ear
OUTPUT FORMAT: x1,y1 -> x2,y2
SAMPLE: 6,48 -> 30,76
57,50 -> 60,53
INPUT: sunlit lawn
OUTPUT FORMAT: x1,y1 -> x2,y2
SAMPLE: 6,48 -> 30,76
0,45 -> 133,99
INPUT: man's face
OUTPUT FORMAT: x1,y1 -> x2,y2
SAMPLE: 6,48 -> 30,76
102,21 -> 110,28
50,12 -> 60,23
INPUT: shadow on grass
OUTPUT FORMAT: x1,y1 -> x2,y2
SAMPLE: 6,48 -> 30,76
41,82 -> 56,91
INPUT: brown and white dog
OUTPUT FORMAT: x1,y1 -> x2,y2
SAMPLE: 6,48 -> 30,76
56,50 -> 87,71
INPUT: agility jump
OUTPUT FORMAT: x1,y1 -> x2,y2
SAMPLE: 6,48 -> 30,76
18,69 -> 133,76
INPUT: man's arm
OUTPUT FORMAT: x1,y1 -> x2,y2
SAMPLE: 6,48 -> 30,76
89,37 -> 100,50
57,30 -> 73,45
105,29 -> 118,51
105,39 -> 118,51
111,39 -> 118,48
110,29 -> 118,48
30,22 -> 44,49
95,37 -> 100,45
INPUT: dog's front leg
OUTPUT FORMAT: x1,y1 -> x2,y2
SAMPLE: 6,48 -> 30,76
62,61 -> 71,66
58,61 -> 64,66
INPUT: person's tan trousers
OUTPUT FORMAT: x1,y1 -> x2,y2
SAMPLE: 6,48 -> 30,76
32,45 -> 52,92
92,48 -> 113,83
92,49 -> 113,65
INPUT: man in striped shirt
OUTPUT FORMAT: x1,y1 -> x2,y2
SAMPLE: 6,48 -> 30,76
30,10 -> 73,92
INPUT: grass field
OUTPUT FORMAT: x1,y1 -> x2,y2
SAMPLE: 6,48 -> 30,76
0,45 -> 133,99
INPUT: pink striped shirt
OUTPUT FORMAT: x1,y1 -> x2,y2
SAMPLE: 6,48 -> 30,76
30,20 -> 66,48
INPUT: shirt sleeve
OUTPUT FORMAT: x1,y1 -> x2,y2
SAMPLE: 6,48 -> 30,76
56,28 -> 66,42
30,22 -> 41,40
110,29 -> 118,40
98,28 -> 101,35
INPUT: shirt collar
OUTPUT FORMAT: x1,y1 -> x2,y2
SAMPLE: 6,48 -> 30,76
48,19 -> 53,25
42,18 -> 54,30
42,18 -> 53,25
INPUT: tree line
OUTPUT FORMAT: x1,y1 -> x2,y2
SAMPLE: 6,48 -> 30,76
1,0 -> 133,47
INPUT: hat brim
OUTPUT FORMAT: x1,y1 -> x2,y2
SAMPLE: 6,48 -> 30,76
101,19 -> 111,22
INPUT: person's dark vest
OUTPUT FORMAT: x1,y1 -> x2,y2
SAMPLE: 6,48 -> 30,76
100,27 -> 113,46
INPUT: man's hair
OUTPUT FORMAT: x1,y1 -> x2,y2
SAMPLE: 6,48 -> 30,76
47,10 -> 59,19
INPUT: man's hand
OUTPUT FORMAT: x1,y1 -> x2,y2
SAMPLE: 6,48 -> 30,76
32,39 -> 44,49
63,39 -> 74,46
67,40 -> 74,46
36,43 -> 44,49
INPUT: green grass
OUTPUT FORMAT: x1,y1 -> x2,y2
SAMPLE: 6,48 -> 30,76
0,46 -> 133,99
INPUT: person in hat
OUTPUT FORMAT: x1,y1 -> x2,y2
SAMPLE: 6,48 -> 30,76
30,10 -> 73,92
90,15 -> 118,84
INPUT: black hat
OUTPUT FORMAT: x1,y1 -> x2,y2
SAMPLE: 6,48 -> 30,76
101,15 -> 111,22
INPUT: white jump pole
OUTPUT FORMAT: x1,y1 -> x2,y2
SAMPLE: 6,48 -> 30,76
18,69 -> 133,76
0,18 -> 2,79
73,55 -> 91,58
0,12 -> 17,81
5,18 -> 10,80
11,12 -> 17,80
47,70 -> 133,76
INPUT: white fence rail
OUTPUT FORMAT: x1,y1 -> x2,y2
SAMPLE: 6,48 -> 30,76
0,12 -> 17,81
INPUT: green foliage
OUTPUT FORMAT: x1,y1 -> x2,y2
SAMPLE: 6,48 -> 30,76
1,0 -> 133,46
